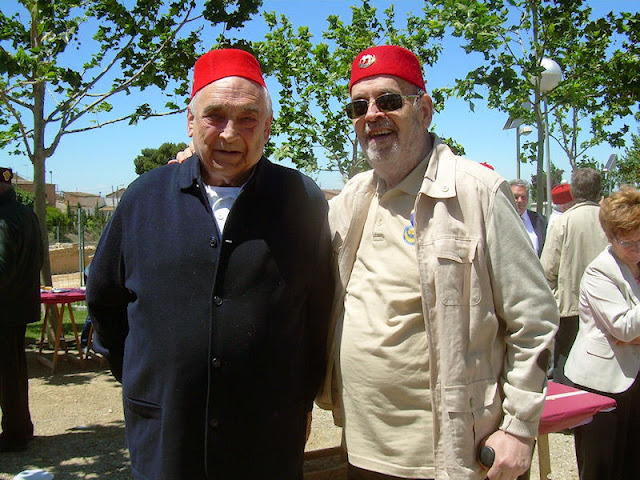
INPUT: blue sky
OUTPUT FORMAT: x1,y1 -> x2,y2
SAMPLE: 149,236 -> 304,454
2,0 -> 638,196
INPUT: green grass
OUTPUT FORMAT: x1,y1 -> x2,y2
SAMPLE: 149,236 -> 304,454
26,303 -> 89,348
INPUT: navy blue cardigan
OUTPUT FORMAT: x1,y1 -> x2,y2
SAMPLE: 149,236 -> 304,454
87,156 -> 334,479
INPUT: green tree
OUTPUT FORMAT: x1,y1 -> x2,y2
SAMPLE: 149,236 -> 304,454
614,131 -> 640,188
254,0 -> 445,181
419,0 -> 639,214
134,141 -> 188,174
0,0 -> 262,285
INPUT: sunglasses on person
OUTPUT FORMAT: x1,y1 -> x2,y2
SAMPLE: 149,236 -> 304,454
344,93 -> 422,119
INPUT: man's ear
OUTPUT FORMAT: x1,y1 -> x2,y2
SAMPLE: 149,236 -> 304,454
187,107 -> 195,138
263,113 -> 273,142
420,94 -> 434,130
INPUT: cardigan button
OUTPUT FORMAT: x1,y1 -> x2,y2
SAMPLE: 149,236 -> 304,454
209,237 -> 218,248
213,296 -> 223,306
212,357 -> 222,368
209,418 -> 219,428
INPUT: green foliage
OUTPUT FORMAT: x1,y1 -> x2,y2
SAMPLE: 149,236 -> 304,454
419,0 -> 638,168
134,141 -> 188,174
417,0 -> 638,212
529,163 -> 565,203
254,0 -> 446,180
46,205 -> 70,230
0,0 -> 261,281
15,186 -> 34,208
615,131 -> 640,188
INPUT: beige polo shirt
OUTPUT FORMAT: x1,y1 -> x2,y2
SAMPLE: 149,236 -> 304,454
338,156 -> 433,478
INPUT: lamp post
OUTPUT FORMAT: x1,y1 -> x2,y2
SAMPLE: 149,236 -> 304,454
536,58 -> 563,217
503,117 -> 532,180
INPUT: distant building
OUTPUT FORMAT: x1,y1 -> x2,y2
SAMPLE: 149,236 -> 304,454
14,173 -> 56,206
62,191 -> 106,216
101,187 -> 127,216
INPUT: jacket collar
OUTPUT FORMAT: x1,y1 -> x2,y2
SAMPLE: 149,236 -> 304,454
177,155 -> 267,192
420,134 -> 457,199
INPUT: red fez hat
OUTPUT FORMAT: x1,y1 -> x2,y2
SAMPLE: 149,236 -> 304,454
479,162 -> 495,170
0,167 -> 13,184
551,183 -> 573,205
349,45 -> 426,93
191,48 -> 266,98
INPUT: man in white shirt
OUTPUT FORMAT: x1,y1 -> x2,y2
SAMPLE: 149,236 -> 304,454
509,179 -> 547,256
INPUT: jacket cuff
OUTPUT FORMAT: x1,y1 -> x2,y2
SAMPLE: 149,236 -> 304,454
500,414 -> 540,439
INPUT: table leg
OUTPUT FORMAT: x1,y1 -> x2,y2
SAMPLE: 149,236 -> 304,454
67,304 -> 85,362
39,307 -> 50,354
537,434 -> 551,480
52,303 -> 65,373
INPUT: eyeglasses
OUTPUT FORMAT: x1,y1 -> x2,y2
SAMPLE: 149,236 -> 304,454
614,237 -> 640,249
344,93 -> 422,119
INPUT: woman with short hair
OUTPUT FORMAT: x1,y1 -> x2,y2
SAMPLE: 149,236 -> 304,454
565,186 -> 640,479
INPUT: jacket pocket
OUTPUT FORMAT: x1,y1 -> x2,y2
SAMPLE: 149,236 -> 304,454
124,396 -> 163,476
434,237 -> 480,306
443,380 -> 500,467
585,338 -> 615,360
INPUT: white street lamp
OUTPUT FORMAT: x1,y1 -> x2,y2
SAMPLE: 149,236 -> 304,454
531,58 -> 563,217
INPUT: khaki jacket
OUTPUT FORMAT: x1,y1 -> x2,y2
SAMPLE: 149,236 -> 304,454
540,202 -> 608,317
317,137 -> 559,479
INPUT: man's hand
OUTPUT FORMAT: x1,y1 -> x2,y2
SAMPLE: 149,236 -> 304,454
482,430 -> 534,480
168,142 -> 195,164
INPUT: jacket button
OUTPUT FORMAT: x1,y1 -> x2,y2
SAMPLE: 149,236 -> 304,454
209,237 -> 218,248
213,296 -> 223,306
212,357 -> 222,368
209,418 -> 219,428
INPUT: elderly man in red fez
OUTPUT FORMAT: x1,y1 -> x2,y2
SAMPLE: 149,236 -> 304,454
0,167 -> 43,452
316,45 -> 559,480
87,48 -> 333,479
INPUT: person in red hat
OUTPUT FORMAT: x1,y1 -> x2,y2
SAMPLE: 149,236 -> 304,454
541,169 -> 608,386
548,182 -> 575,231
0,167 -> 43,452
317,45 -> 559,480
87,48 -> 333,479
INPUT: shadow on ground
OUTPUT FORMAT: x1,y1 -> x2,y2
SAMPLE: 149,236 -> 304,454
0,423 -> 131,480
24,348 -> 116,388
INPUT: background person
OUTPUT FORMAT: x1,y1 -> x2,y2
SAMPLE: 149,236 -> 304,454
88,48 -> 333,479
564,186 -> 640,480
0,167 -> 43,453
509,179 -> 547,256
540,168 -> 608,385
317,45 -> 558,480
547,183 -> 575,232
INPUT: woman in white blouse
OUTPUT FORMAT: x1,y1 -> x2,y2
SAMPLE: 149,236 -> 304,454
565,186 -> 640,480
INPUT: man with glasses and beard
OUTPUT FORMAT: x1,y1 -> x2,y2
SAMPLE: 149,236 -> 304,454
316,45 -> 559,480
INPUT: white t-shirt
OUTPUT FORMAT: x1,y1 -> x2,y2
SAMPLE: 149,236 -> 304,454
204,184 -> 242,233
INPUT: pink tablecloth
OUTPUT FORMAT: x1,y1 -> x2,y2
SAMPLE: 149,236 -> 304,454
539,381 -> 616,435
40,288 -> 86,305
